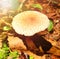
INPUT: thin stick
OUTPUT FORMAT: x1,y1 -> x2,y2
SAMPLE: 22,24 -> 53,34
18,0 -> 26,11
0,19 -> 12,27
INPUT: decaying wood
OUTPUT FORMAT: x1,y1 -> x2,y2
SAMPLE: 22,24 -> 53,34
47,46 -> 60,56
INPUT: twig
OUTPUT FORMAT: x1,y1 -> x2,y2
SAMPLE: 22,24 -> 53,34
18,0 -> 26,11
0,19 -> 12,27
48,0 -> 52,5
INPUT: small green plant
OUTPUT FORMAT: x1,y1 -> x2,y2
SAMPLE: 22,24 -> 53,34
47,20 -> 53,31
32,4 -> 43,10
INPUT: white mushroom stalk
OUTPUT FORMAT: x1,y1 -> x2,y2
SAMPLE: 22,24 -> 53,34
12,11 -> 49,36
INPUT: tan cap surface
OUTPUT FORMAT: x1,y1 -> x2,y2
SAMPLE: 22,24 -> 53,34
12,11 -> 49,36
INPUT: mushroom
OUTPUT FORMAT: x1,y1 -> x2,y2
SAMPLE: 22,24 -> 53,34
12,11 -> 49,36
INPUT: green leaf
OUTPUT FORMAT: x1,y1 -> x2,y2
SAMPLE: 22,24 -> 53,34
0,43 -> 19,59
9,51 -> 19,59
0,44 -> 9,59
0,49 -> 9,59
0,49 -> 5,59
3,26 -> 11,31
32,4 -> 43,10
29,56 -> 34,59
47,20 -> 53,31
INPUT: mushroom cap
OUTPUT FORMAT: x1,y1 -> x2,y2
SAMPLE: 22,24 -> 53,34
12,11 -> 49,36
